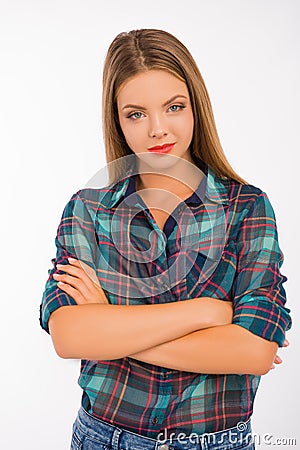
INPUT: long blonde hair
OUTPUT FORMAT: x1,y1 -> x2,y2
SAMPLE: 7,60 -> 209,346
102,29 -> 247,185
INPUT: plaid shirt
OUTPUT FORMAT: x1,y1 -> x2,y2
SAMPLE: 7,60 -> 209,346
39,162 -> 292,438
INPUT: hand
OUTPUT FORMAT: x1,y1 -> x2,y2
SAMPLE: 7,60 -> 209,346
217,299 -> 234,326
270,338 -> 290,370
194,297 -> 233,327
53,257 -> 109,305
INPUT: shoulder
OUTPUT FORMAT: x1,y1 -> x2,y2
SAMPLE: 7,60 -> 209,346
224,177 -> 273,218
64,182 -> 123,212
207,165 -> 267,216
214,175 -> 278,236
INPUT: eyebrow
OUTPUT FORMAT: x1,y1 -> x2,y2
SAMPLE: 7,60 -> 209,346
121,95 -> 188,111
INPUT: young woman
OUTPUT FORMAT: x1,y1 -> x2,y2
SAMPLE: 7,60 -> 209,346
40,29 -> 292,450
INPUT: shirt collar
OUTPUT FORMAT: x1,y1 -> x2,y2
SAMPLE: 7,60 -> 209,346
109,161 -> 230,208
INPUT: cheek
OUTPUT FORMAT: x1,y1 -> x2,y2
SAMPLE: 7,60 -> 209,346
179,112 -> 194,141
120,123 -> 144,151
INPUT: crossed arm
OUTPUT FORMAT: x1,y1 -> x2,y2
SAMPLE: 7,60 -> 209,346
48,258 -> 284,376
128,324 -> 279,375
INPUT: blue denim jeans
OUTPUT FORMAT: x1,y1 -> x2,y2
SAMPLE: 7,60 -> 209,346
71,405 -> 255,450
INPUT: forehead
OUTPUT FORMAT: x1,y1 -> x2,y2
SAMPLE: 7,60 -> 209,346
116,70 -> 188,104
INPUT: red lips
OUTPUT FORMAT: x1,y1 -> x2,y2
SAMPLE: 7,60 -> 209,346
147,143 -> 175,153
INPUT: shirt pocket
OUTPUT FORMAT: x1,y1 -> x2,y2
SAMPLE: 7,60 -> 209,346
186,238 -> 238,300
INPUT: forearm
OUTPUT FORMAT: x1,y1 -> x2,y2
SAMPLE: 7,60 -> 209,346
128,323 -> 278,375
49,298 -> 216,360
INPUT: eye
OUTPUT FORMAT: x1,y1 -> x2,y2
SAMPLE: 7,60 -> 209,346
127,111 -> 144,120
169,104 -> 186,112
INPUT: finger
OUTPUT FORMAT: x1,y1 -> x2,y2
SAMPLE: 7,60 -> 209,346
55,264 -> 92,284
56,281 -> 86,304
54,269 -> 108,304
66,259 -> 108,299
57,258 -> 109,304
71,259 -> 102,287
57,262 -> 105,298
57,260 -> 100,287
274,355 -> 282,364
54,273 -> 93,301
283,338 -> 290,347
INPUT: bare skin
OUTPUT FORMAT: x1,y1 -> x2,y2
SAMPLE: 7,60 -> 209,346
49,70 -> 289,373
50,259 -> 233,361
117,68 -> 205,225
50,258 -> 288,374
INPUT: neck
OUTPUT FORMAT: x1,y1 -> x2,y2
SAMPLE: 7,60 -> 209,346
136,159 -> 203,197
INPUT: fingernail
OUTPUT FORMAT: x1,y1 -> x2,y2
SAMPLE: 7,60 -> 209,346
68,257 -> 77,263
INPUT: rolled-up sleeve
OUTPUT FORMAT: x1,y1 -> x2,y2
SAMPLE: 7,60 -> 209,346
39,190 -> 98,334
232,191 -> 292,347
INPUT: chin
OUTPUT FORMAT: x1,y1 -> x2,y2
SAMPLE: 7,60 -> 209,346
137,152 -> 183,172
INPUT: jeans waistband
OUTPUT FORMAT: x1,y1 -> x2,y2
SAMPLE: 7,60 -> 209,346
75,405 -> 253,450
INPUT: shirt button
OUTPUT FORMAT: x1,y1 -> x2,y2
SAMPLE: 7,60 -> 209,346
152,417 -> 159,424
158,445 -> 169,450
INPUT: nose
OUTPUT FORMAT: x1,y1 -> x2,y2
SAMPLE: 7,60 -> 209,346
148,113 -> 168,138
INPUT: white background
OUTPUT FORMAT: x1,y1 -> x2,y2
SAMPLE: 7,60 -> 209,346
0,0 -> 298,448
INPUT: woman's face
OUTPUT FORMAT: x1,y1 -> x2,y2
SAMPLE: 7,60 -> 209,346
116,70 -> 195,168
